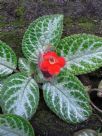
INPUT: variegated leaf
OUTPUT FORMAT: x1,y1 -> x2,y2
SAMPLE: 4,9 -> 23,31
1,72 -> 39,119
22,14 -> 63,63
18,58 -> 46,82
0,40 -> 17,77
43,71 -> 92,124
34,66 -> 47,83
0,114 -> 35,136
0,80 -> 3,104
18,58 -> 35,75
57,34 -> 102,75
74,129 -> 98,136
0,81 -> 3,91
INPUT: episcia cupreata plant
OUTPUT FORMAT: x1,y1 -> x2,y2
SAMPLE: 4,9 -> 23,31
0,14 -> 102,135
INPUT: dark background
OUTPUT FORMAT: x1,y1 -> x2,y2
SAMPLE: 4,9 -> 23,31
0,0 -> 102,136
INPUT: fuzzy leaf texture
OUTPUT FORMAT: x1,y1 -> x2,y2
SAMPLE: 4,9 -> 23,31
0,114 -> 35,136
0,80 -> 3,105
18,58 -> 35,75
22,14 -> 63,63
18,58 -> 45,82
0,80 -> 3,91
0,40 -> 17,77
74,129 -> 98,136
1,72 -> 39,119
43,71 -> 92,124
57,34 -> 102,75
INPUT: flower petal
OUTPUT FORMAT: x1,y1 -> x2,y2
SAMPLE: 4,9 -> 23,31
58,57 -> 66,67
39,61 -> 50,71
48,65 -> 60,75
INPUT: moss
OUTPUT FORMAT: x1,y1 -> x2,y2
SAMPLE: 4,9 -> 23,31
0,15 -> 7,27
0,15 -> 5,19
0,31 -> 21,42
64,17 -> 73,27
77,17 -> 96,31
0,22 -> 8,27
15,6 -> 25,17
78,17 -> 95,24
78,22 -> 96,30
10,19 -> 25,26
0,30 -> 24,57
0,18 -> 26,28
15,5 -> 25,25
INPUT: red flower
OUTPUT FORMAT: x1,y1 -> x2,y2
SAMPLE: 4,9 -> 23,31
39,51 -> 66,76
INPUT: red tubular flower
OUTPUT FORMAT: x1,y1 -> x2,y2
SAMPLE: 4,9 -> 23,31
39,51 -> 66,76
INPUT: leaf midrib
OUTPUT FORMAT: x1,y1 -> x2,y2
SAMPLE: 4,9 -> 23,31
50,82 -> 70,101
17,77 -> 32,107
0,61 -> 15,71
69,49 -> 102,62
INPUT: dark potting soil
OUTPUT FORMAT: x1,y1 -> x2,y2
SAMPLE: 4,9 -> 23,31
90,91 -> 102,110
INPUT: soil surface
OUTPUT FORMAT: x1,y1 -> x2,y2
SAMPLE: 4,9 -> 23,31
0,0 -> 102,136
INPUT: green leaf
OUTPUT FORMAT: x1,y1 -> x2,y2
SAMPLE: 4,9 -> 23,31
0,80 -> 3,105
18,58 -> 46,83
0,80 -> 3,104
22,14 -> 63,63
18,58 -> 35,75
0,81 -> 3,91
57,34 -> 102,75
0,40 -> 17,77
0,114 -> 35,136
74,129 -> 98,136
0,77 -> 7,105
43,71 -> 92,124
34,65 -> 47,83
1,72 -> 39,119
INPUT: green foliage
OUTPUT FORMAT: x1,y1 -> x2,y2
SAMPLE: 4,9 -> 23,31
57,34 -> 102,75
0,114 -> 35,136
43,70 -> 92,124
18,58 -> 35,76
0,14 -> 102,134
22,14 -> 63,63
1,72 -> 39,119
0,40 -> 17,77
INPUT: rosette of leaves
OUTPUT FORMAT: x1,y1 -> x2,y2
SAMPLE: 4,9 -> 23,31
0,14 -> 102,125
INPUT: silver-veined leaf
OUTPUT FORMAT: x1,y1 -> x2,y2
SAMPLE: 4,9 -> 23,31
22,14 -> 63,63
18,58 -> 35,75
74,129 -> 98,136
0,114 -> 35,136
0,80 -> 3,105
0,77 -> 8,105
57,34 -> 102,75
0,40 -> 17,77
43,71 -> 92,124
18,58 -> 46,82
0,80 -> 3,91
34,66 -> 47,83
1,72 -> 39,119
